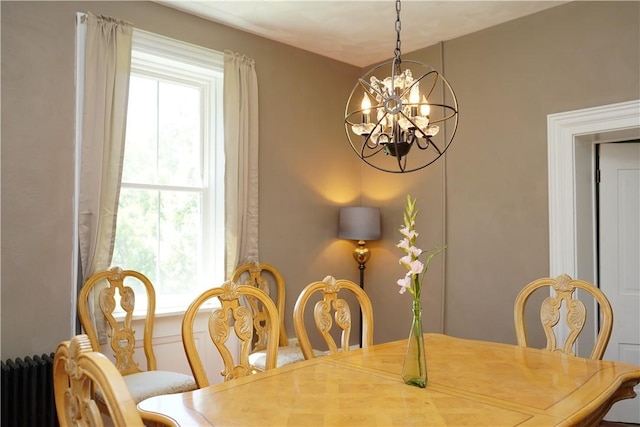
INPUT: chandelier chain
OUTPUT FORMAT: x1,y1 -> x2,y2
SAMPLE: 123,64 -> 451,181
394,0 -> 402,63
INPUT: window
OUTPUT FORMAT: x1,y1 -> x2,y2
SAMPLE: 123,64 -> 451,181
111,30 -> 224,312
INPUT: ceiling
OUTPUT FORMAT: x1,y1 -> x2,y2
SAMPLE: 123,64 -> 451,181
155,1 -> 568,67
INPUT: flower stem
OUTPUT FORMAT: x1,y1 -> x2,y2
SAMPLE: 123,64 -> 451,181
412,300 -> 423,376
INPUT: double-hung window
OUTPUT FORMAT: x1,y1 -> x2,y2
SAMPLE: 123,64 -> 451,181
111,30 -> 224,313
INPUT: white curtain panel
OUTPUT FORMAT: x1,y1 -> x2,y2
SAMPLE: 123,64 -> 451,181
77,13 -> 132,342
224,50 -> 260,277
78,13 -> 132,278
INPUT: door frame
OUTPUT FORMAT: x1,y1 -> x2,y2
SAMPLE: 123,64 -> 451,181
547,99 -> 640,351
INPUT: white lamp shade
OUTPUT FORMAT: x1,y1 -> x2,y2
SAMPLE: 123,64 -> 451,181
338,207 -> 381,241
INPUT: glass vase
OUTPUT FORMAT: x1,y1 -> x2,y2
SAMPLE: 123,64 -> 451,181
402,299 -> 427,388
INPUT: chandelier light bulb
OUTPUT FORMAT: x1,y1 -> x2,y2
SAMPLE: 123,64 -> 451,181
420,95 -> 430,117
361,93 -> 371,116
409,85 -> 420,117
409,85 -> 420,104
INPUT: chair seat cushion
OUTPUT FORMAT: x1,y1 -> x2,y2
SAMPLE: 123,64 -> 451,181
97,370 -> 197,403
125,371 -> 197,402
250,345 -> 324,370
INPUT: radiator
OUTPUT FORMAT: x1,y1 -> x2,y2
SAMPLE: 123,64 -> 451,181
1,353 -> 59,427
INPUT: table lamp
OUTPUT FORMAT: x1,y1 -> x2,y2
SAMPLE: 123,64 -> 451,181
338,206 -> 381,290
339,206 -> 381,347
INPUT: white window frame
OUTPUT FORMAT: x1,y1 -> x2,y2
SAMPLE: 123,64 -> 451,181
118,30 -> 225,314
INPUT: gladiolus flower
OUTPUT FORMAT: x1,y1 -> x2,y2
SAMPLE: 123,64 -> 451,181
396,194 -> 445,299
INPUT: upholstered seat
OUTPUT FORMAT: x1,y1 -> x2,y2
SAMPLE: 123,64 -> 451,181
514,274 -> 613,360
113,370 -> 196,403
182,280 -> 281,387
232,261 -> 322,369
294,275 -> 374,359
53,334 -> 146,427
248,345 -> 326,369
77,267 -> 196,405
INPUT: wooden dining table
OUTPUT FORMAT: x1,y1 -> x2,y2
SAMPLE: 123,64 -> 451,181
138,333 -> 640,426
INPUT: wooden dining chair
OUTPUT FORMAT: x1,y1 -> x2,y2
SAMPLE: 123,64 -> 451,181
514,274 -> 614,360
78,267 -> 196,405
53,334 -> 146,427
182,280 -> 280,387
294,275 -> 374,360
231,261 -> 321,369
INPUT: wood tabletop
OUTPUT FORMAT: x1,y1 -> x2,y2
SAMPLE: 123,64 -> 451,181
138,333 -> 640,426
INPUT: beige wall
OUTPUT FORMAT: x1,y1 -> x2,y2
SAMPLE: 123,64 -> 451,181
443,0 -> 638,344
2,1 -> 639,359
357,1 -> 639,346
0,0 -> 361,359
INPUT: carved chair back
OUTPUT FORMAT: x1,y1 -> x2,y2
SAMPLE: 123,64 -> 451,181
514,274 -> 613,360
231,261 -> 314,368
53,334 -> 145,427
181,280 -> 280,387
78,267 -> 196,403
78,267 -> 157,374
231,261 -> 289,349
293,275 -> 374,360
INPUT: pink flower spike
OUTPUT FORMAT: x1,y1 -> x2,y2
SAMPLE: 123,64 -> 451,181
408,260 -> 424,275
397,276 -> 411,294
397,238 -> 411,250
409,246 -> 422,257
396,194 -> 447,307
399,225 -> 418,240
399,255 -> 413,267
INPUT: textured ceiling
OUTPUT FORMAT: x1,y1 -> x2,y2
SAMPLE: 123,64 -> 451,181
156,1 -> 568,67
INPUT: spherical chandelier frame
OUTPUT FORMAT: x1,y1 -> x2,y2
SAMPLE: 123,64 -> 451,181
344,59 -> 459,173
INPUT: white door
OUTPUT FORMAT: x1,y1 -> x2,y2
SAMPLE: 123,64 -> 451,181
599,142 -> 640,423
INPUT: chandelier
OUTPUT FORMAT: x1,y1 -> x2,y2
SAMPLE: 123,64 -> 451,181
344,0 -> 459,173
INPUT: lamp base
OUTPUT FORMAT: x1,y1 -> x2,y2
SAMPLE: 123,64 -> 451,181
353,240 -> 371,268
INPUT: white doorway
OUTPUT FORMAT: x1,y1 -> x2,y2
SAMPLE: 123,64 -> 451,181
548,100 -> 640,423
598,141 -> 640,422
